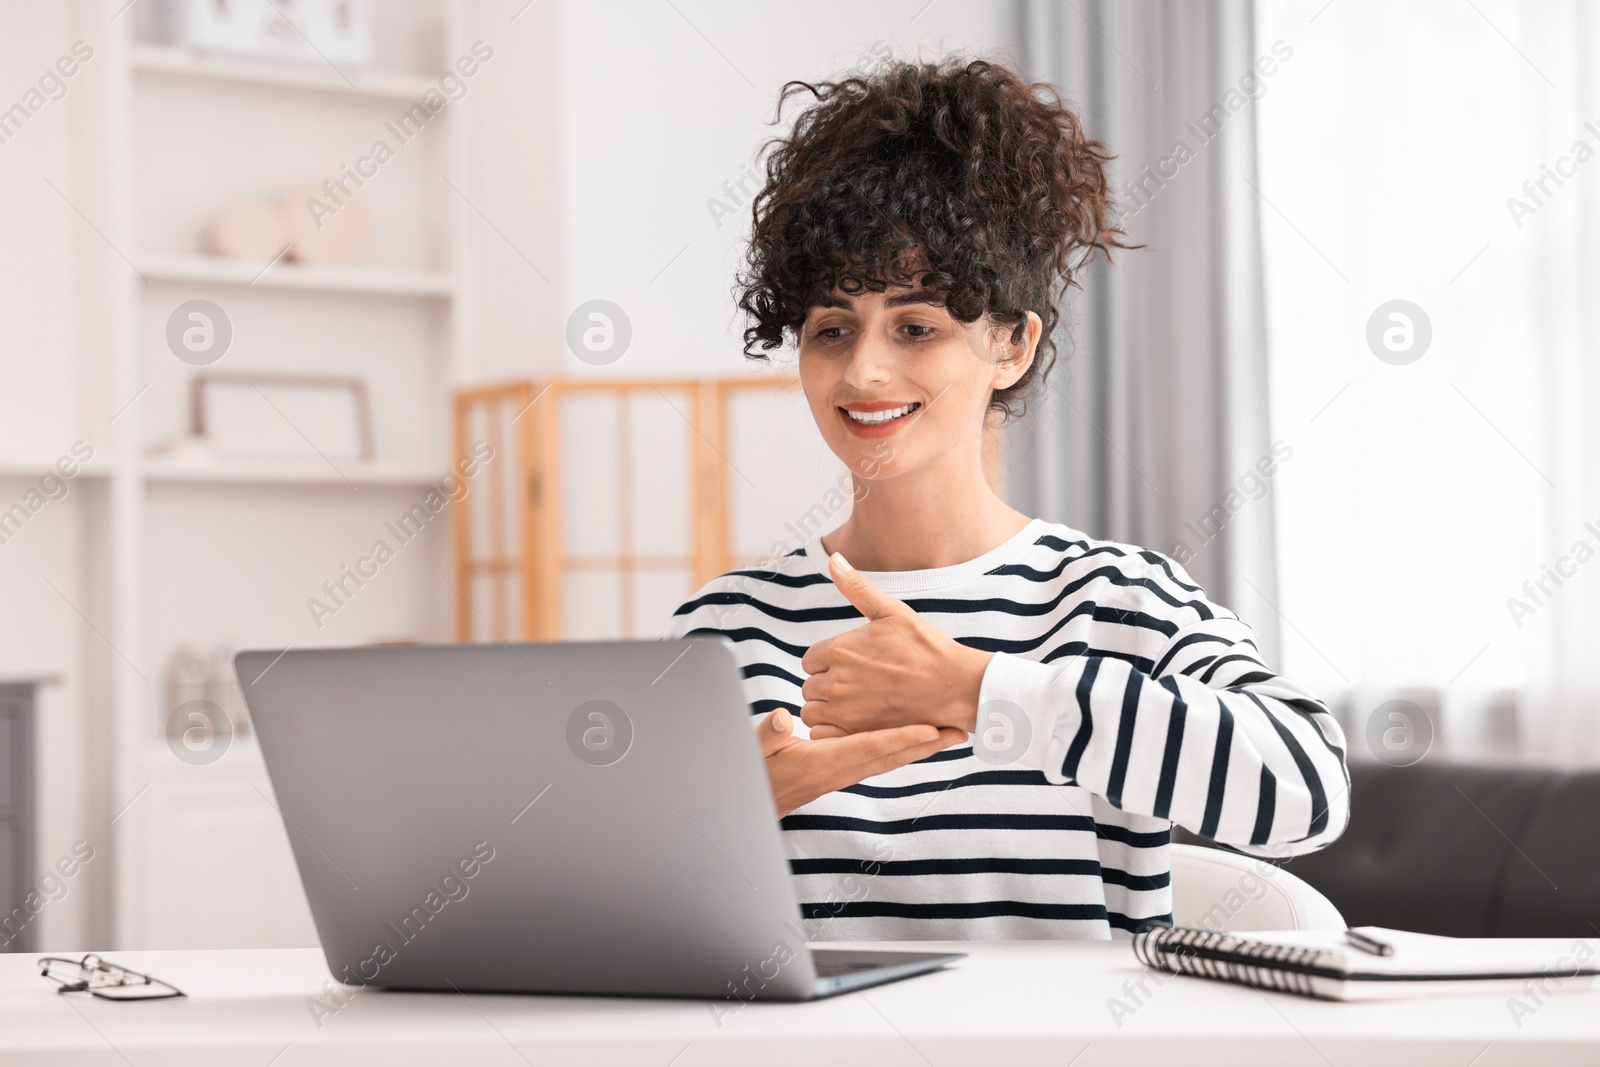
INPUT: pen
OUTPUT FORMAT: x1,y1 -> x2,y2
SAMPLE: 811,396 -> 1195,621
1343,928 -> 1394,957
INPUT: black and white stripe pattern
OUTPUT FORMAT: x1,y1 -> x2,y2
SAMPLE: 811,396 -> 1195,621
665,519 -> 1349,940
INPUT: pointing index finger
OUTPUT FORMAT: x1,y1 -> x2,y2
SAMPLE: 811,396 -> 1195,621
829,551 -> 909,620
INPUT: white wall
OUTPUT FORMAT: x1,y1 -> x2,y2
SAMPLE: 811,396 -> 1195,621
456,0 -> 566,385
0,6 -> 91,456
0,0 -> 107,951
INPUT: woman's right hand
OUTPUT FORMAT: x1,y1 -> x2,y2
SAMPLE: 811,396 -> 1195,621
754,707 -> 966,819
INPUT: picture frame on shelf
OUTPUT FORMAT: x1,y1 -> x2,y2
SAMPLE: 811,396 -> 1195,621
193,371 -> 374,462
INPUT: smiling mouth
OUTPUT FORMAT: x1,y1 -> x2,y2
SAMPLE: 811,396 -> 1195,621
841,402 -> 921,425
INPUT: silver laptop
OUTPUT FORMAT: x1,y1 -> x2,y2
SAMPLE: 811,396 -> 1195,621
236,637 -> 962,999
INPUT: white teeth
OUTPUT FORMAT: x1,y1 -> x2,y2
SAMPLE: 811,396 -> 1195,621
844,403 -> 919,424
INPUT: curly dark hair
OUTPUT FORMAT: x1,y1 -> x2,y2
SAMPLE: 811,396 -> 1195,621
734,55 -> 1130,419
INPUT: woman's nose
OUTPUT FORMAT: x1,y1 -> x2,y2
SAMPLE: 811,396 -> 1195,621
842,327 -> 893,388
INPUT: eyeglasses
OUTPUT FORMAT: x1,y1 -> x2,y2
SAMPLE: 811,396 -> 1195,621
37,955 -> 186,1001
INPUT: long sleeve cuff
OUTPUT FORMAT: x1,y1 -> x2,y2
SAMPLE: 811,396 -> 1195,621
975,650 -> 1078,780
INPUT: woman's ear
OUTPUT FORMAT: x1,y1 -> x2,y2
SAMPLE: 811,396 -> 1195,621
989,311 -> 1042,391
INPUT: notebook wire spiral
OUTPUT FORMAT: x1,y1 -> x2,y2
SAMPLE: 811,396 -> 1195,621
1132,925 -> 1345,998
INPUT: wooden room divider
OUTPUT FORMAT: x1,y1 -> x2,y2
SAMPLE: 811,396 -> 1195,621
451,376 -> 801,642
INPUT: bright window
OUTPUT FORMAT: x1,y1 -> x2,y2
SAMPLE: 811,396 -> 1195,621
1257,0 -> 1575,710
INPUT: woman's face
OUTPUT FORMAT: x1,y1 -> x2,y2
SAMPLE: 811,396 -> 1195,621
797,284 -> 1037,482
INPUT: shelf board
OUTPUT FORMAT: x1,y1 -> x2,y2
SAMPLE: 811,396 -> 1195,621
0,459 -> 106,479
144,459 -> 445,488
139,254 -> 454,298
132,44 -> 439,103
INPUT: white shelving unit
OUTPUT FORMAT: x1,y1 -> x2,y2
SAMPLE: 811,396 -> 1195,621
95,0 -> 473,950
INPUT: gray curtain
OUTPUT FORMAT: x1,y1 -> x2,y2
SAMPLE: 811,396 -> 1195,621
1008,0 -> 1281,665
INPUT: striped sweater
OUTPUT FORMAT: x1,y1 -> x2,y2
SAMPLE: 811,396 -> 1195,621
664,518 -> 1349,940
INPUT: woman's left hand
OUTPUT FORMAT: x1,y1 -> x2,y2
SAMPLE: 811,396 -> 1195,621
800,552 -> 991,739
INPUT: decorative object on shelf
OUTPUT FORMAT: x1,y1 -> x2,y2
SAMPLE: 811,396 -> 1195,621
164,645 -> 209,734
202,179 -> 371,269
194,371 -> 374,462
153,0 -> 374,70
282,179 -> 371,267
208,198 -> 290,263
149,434 -> 217,462
206,647 -> 251,739
165,645 -> 248,760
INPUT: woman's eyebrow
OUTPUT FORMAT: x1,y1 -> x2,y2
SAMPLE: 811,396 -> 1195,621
884,290 -> 944,308
813,290 -> 945,311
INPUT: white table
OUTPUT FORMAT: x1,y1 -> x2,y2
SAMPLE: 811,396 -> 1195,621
2,941 -> 1596,1065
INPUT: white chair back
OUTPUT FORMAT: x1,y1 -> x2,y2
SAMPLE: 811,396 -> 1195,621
1168,843 -> 1345,932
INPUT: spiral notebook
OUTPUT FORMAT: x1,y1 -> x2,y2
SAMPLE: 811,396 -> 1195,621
1132,925 -> 1600,1001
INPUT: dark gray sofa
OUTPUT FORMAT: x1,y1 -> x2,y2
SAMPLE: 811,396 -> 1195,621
1244,761 -> 1600,938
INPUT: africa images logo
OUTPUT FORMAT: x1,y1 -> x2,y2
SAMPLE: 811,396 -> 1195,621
566,699 -> 633,767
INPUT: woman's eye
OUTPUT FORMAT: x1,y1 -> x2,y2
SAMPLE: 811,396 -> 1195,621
902,323 -> 936,339
813,326 -> 848,341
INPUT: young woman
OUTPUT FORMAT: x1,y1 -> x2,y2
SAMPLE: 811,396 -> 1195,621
665,57 -> 1348,939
